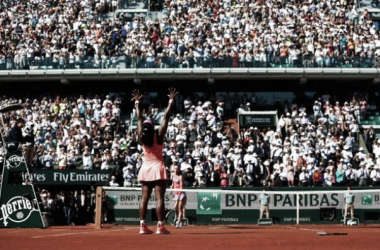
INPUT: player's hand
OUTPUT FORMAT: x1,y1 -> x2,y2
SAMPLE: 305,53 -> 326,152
168,87 -> 178,100
131,89 -> 143,102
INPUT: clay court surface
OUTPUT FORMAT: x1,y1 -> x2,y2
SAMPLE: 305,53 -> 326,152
1,224 -> 379,250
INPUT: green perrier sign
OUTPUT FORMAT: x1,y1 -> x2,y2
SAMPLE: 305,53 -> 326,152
197,192 -> 221,215
361,194 -> 373,206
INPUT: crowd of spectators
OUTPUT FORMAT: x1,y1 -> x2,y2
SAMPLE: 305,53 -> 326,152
1,0 -> 380,69
40,188 -> 95,226
0,90 -> 379,225
0,90 -> 379,190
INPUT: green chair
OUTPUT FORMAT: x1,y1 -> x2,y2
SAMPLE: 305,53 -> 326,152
368,116 -> 374,121
360,120 -> 369,125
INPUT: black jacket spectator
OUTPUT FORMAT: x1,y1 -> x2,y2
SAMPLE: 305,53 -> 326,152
7,118 -> 26,143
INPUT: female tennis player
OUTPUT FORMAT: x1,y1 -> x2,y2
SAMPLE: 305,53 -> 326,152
171,165 -> 187,228
132,88 -> 177,235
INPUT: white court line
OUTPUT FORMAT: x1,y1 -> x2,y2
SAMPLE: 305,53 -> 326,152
299,228 -> 321,232
31,228 -> 134,239
286,226 -> 321,233
31,231 -> 90,239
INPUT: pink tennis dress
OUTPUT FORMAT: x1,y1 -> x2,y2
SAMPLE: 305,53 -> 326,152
172,175 -> 186,201
138,134 -> 167,182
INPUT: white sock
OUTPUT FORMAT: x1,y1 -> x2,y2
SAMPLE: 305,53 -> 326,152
158,221 -> 164,226
140,220 -> 146,225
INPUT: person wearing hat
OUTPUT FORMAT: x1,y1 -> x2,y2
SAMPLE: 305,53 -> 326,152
355,147 -> 366,160
345,163 -> 357,186
131,88 -> 177,235
342,144 -> 353,164
357,162 -> 370,186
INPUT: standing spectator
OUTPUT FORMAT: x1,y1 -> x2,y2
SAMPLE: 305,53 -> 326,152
82,151 -> 93,170
343,187 -> 355,221
357,162 -> 370,187
259,189 -> 270,219
57,148 -> 67,170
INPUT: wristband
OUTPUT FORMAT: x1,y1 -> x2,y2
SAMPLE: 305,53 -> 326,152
169,99 -> 173,104
135,101 -> 139,104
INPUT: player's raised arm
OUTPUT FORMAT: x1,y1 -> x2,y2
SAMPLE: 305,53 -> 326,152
158,88 -> 178,139
131,89 -> 143,137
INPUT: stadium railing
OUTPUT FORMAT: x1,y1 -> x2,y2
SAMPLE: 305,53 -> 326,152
2,55 -> 379,70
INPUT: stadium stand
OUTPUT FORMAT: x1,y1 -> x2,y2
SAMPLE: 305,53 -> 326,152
1,0 -> 380,227
0,0 -> 379,69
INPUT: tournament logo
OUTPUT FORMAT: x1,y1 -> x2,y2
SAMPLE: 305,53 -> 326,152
107,194 -> 118,206
197,192 -> 222,215
5,155 -> 24,169
361,194 -> 373,206
0,196 -> 38,226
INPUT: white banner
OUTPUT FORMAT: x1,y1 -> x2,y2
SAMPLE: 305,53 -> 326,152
104,190 -> 380,211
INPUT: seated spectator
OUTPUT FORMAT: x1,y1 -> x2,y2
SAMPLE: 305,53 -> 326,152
123,166 -> 135,187
109,176 -> 119,187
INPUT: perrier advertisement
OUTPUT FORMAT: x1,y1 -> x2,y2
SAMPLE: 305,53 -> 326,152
0,151 -> 46,228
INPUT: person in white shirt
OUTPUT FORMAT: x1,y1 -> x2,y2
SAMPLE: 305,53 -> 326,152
345,163 -> 357,186
279,165 -> 288,187
342,145 -> 353,164
109,176 -> 119,187
323,168 -> 333,187
57,148 -> 67,170
299,167 -> 309,187
370,165 -> 380,186
82,151 -> 93,170
357,162 -> 370,186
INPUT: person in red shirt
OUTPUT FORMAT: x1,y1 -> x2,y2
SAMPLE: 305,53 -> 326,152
313,167 -> 322,187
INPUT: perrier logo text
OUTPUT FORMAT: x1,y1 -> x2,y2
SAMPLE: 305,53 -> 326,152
0,196 -> 36,226
6,155 -> 24,169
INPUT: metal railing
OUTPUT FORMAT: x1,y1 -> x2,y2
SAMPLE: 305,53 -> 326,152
1,55 -> 379,70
